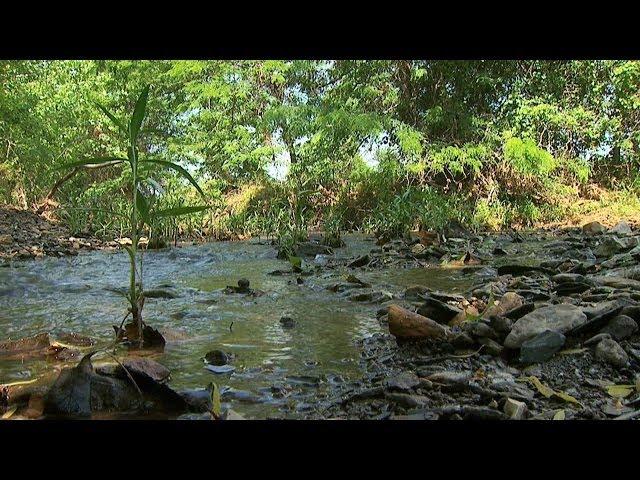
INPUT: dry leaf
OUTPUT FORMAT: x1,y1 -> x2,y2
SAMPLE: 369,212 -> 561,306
606,384 -> 635,399
1,405 -> 18,419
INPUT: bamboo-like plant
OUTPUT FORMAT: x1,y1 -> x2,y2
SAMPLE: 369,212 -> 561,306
57,85 -> 208,347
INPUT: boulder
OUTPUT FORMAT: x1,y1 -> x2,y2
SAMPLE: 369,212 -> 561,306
600,315 -> 638,341
595,338 -> 629,368
609,221 -> 633,236
417,296 -> 463,324
484,292 -> 524,318
583,221 -> 606,236
504,304 -> 587,349
519,330 -> 566,364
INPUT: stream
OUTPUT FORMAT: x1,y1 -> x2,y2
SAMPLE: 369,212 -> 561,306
0,233 -> 556,419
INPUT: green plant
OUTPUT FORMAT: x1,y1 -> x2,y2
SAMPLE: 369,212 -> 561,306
57,85 -> 209,346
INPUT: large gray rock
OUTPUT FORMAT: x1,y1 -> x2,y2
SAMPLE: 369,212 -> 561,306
504,304 -> 587,349
519,330 -> 566,363
595,338 -> 629,368
600,315 -> 638,341
609,221 -> 633,236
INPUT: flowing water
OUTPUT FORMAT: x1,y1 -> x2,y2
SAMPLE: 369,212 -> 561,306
0,233 -> 546,418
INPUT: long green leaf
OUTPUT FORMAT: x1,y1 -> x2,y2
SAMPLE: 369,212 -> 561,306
140,159 -> 206,198
55,157 -> 126,171
94,102 -> 127,134
153,205 -> 209,218
136,188 -> 151,226
129,85 -> 150,143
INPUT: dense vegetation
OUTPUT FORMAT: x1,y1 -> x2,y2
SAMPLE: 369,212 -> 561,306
2,60 -> 640,246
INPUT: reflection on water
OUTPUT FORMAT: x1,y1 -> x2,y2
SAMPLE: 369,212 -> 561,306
0,233 -> 547,418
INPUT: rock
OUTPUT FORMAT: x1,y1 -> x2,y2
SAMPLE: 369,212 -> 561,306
279,316 -> 297,328
204,350 -> 230,366
553,273 -> 586,284
387,304 -> 450,340
503,398 -> 527,420
121,357 -> 170,383
490,316 -> 513,335
143,289 -> 179,299
0,234 -> 13,245
594,237 -> 635,258
609,221 -> 633,236
384,392 -> 429,409
450,332 -> 475,348
238,278 -> 250,290
56,332 -> 95,347
296,242 -> 333,257
417,296 -> 463,324
463,321 -> 498,340
584,333 -> 611,346
620,305 -> 640,323
484,292 -> 524,318
497,265 -> 555,276
504,302 -> 535,320
478,337 -> 504,356
0,332 -> 51,355
595,338 -> 629,368
583,221 -> 606,236
600,315 -> 638,340
205,364 -> 236,374
384,372 -> 420,392
224,409 -> 246,420
179,389 -> 213,413
348,254 -> 370,268
519,330 -> 566,364
504,304 -> 587,349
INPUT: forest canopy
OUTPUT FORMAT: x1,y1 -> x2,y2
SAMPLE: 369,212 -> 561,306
1,60 -> 639,243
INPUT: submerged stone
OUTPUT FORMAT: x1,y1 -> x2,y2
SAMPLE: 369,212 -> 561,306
519,330 -> 566,364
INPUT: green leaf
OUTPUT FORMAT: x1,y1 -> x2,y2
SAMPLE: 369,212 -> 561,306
129,85 -> 150,143
209,382 -> 221,419
553,409 -> 565,420
55,157 -> 126,171
94,102 -> 128,134
136,188 -> 151,226
153,205 -> 209,218
140,159 -> 206,197
289,256 -> 302,269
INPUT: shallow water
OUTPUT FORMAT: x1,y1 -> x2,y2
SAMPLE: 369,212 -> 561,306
0,233 -> 551,418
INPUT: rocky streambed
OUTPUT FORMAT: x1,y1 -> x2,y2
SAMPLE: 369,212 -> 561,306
2,221 -> 640,420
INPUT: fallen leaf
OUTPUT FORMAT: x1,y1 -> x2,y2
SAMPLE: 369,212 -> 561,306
1,405 -> 18,419
553,409 -> 565,420
524,376 -> 554,398
554,390 -> 583,407
606,384 -> 635,399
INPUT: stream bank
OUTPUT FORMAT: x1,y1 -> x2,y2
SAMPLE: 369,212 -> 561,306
2,218 -> 640,419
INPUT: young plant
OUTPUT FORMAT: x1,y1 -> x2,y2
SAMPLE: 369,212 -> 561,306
57,85 -> 209,347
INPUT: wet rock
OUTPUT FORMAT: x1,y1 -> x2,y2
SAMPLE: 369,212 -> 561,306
595,338 -> 629,368
519,330 -> 566,364
504,304 -> 587,349
143,289 -> 179,299
121,357 -> 170,383
177,412 -> 214,420
297,242 -> 333,257
56,332 -> 95,347
120,323 -> 166,349
204,350 -> 230,366
496,264 -> 555,276
417,297 -> 463,324
503,398 -> 527,420
600,315 -> 638,340
223,409 -> 246,420
205,364 -> 236,374
609,221 -> 633,236
279,316 -> 297,328
348,254 -> 370,268
238,278 -> 250,290
583,221 -> 606,236
384,371 -> 420,392
178,388 -> 215,412
450,332 -> 475,348
620,305 -> 640,323
0,332 -> 51,355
